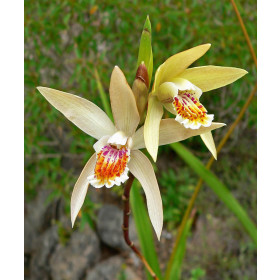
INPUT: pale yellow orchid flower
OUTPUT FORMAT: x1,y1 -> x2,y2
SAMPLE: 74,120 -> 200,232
37,66 -> 224,240
144,43 -> 248,161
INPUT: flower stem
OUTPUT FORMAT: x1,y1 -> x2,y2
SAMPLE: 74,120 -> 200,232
122,174 -> 159,280
230,0 -> 257,68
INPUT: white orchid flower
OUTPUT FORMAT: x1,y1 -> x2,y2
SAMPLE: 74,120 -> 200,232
144,44 -> 248,161
37,66 -> 225,240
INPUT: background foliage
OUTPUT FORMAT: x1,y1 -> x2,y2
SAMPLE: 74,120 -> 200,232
25,0 -> 256,279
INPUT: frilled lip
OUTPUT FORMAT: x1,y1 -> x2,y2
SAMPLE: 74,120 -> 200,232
88,144 -> 130,189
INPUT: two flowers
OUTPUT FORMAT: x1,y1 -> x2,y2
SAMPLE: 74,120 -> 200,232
37,43 -> 247,239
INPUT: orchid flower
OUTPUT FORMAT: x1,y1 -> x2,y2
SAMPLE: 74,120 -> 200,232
144,43 -> 248,161
37,66 -> 224,240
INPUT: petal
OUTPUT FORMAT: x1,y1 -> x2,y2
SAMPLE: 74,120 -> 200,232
109,66 -> 140,136
152,64 -> 163,92
143,95 -> 163,161
133,119 -> 225,150
163,103 -> 177,115
131,127 -> 145,150
157,119 -> 225,146
71,153 -> 97,227
37,87 -> 116,140
93,135 -> 110,153
177,66 -> 248,92
128,150 -> 163,240
200,132 -> 217,160
154,44 -> 211,88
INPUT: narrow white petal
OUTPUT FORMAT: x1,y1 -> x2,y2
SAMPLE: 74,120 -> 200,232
128,150 -> 163,240
71,153 -> 97,227
200,131 -> 217,159
109,66 -> 140,136
37,87 -> 116,139
132,127 -> 145,150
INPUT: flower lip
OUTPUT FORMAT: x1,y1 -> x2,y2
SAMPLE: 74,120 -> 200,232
157,78 -> 213,129
89,130 -> 133,189
173,90 -> 214,129
88,144 -> 130,188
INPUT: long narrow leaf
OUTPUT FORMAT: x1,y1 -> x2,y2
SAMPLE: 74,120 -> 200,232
131,181 -> 162,280
164,210 -> 195,280
170,142 -> 257,244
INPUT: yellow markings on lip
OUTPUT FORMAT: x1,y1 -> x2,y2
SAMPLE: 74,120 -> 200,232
94,144 -> 130,187
173,90 -> 211,128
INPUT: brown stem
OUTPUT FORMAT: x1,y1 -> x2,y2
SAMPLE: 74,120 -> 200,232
230,0 -> 257,68
122,174 -> 159,280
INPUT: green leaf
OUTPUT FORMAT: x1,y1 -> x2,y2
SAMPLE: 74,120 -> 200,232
63,14 -> 71,25
148,48 -> 153,85
137,15 -> 153,85
164,213 -> 194,280
80,212 -> 94,231
170,142 -> 257,244
130,181 -> 162,280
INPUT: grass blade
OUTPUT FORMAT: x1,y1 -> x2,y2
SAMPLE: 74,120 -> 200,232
131,181 -> 162,280
93,67 -> 113,121
170,142 -> 257,244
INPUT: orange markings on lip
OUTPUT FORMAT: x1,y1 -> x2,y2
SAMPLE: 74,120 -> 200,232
173,90 -> 209,125
94,145 -> 129,186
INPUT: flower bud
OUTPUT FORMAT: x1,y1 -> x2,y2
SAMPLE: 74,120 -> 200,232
132,62 -> 149,121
